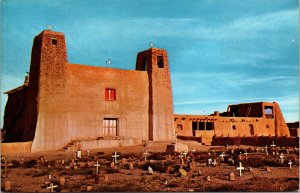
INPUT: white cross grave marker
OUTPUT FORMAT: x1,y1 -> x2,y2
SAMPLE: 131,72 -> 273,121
179,153 -> 184,165
279,153 -> 284,164
288,160 -> 292,169
219,152 -> 225,161
77,150 -> 82,158
270,140 -> 276,148
236,162 -> 245,176
207,158 -> 212,166
179,153 -> 184,159
144,150 -> 150,161
112,152 -> 119,164
183,150 -> 188,158
46,183 -> 58,192
265,145 -> 269,156
94,161 -> 100,174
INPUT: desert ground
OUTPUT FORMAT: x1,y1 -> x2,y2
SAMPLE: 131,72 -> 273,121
1,140 -> 299,192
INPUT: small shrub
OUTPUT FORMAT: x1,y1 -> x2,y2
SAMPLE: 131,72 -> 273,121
25,160 -> 37,168
11,160 -> 21,168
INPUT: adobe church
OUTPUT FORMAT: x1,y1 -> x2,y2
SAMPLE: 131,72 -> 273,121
2,30 -> 174,152
2,30 -> 291,153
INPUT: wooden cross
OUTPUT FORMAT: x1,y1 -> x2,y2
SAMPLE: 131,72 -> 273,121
94,161 -> 100,174
279,153 -> 284,164
112,152 -> 119,164
144,150 -> 150,161
219,152 -> 225,160
288,160 -> 292,169
236,162 -> 245,176
46,183 -> 58,192
1,162 -> 13,175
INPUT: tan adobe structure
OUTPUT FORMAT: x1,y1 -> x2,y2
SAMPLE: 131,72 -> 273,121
2,30 -> 293,152
2,30 -> 174,152
174,102 -> 290,144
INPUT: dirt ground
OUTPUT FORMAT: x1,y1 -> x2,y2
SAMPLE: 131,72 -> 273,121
1,140 -> 299,192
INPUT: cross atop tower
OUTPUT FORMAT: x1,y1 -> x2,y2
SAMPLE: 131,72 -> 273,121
106,59 -> 112,67
47,24 -> 53,30
149,42 -> 154,48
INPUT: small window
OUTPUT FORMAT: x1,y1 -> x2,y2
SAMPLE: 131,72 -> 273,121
157,55 -> 164,68
264,106 -> 273,115
192,122 -> 198,130
266,124 -> 270,128
199,122 -> 205,130
51,38 -> 57,46
105,88 -> 116,101
206,122 -> 214,130
232,125 -> 236,130
177,124 -> 183,130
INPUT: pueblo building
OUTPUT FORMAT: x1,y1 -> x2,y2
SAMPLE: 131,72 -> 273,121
174,102 -> 291,145
2,30 -> 292,153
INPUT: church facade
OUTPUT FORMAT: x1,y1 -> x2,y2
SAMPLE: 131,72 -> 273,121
2,30 -> 174,152
2,30 -> 291,152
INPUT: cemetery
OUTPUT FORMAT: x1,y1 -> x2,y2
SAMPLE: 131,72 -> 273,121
1,141 -> 299,192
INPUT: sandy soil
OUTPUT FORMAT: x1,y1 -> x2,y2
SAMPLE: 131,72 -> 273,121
1,140 -> 299,192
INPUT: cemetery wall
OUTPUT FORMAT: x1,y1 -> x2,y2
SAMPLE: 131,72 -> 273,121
1,141 -> 32,154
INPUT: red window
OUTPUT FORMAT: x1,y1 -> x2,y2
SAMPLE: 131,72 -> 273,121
105,88 -> 116,101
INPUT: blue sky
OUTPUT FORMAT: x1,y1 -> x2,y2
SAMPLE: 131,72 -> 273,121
1,0 -> 299,127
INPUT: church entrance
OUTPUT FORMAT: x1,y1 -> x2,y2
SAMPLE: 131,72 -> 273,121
103,118 -> 118,136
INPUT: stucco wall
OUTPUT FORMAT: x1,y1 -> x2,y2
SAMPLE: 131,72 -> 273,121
66,64 -> 149,141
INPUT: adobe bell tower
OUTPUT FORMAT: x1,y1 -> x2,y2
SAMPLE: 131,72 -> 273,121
136,48 -> 175,141
25,30 -> 69,151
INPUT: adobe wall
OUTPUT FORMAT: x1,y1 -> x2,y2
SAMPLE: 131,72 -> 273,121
174,114 -> 275,137
174,102 -> 290,140
2,87 -> 28,142
273,102 -> 290,136
66,64 -> 149,141
1,141 -> 32,154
